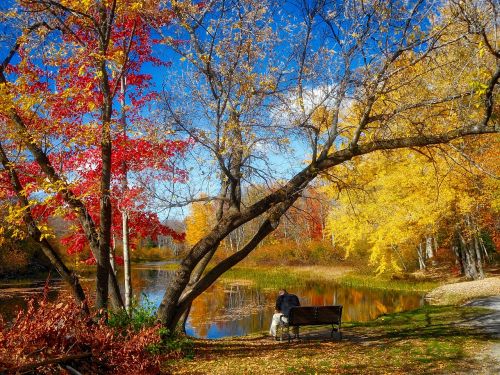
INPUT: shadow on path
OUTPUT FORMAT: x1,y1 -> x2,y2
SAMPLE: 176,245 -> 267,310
464,296 -> 500,374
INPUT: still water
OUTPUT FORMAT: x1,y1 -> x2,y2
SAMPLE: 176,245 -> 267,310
0,262 -> 424,338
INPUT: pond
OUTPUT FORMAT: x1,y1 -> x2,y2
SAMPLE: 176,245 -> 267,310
0,262 -> 425,339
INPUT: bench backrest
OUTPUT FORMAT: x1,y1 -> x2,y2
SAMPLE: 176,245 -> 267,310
288,305 -> 343,325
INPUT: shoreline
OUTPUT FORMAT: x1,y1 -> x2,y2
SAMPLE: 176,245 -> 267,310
425,276 -> 500,305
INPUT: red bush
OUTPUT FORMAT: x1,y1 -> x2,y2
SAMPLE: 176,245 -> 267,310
0,297 -> 177,374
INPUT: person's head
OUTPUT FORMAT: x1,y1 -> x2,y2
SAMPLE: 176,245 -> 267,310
278,289 -> 287,296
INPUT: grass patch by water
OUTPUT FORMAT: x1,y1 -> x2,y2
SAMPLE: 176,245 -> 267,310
160,262 -> 182,271
220,266 -> 439,292
338,273 -> 439,293
159,264 -> 439,292
221,266 -> 308,289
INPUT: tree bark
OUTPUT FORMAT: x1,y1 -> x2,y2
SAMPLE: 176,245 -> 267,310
123,211 -> 132,312
97,86 -> 113,310
425,236 -> 434,259
120,75 -> 132,314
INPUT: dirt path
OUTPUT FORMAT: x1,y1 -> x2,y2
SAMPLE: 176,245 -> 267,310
465,296 -> 500,374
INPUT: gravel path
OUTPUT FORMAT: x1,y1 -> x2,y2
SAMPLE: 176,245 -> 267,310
465,296 -> 500,374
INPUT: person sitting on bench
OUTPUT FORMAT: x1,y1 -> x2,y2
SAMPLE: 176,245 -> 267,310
269,289 -> 300,338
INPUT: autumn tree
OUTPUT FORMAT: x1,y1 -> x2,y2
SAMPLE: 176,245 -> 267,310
324,141 -> 498,278
152,0 -> 499,330
0,0 -> 185,311
185,200 -> 214,247
0,144 -> 89,312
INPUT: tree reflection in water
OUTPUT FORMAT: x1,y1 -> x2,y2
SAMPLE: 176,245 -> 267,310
184,280 -> 424,339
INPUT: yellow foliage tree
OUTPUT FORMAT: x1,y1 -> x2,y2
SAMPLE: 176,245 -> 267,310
185,202 -> 214,247
325,139 -> 499,276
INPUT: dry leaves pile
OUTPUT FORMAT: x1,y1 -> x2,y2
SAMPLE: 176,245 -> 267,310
0,296 -> 180,374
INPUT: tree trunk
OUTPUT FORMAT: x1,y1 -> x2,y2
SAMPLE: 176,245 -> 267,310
456,215 -> 485,280
157,200 -> 292,332
457,225 -> 484,280
108,271 -> 125,310
0,143 -> 89,313
392,244 -> 407,271
110,233 -> 117,275
425,236 -> 434,259
123,211 -> 132,312
473,232 -> 485,279
120,75 -> 132,314
417,242 -> 426,270
156,131 -> 497,329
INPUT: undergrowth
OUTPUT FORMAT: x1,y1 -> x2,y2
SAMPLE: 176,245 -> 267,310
108,295 -> 157,331
0,295 -> 193,374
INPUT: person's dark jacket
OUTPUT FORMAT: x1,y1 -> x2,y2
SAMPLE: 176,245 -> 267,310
276,293 -> 300,317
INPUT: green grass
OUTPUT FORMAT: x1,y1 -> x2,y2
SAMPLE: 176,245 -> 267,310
337,273 -> 440,292
219,265 -> 439,292
221,266 -> 309,289
158,264 -> 439,292
81,259 -> 437,294
345,304 -> 491,331
160,262 -> 182,271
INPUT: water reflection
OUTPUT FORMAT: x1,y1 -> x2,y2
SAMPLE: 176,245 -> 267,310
0,263 -> 424,339
183,280 -> 424,339
0,280 -> 61,321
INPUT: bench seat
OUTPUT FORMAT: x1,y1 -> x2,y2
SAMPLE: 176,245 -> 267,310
277,305 -> 343,342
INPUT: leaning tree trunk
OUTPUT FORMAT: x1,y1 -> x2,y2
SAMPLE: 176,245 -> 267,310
178,179 -> 229,333
178,246 -> 218,332
0,143 -> 89,313
155,108 -> 499,331
157,198 -> 295,332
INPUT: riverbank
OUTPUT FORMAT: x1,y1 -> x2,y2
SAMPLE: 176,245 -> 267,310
164,304 -> 498,374
220,265 -> 440,292
425,276 -> 500,305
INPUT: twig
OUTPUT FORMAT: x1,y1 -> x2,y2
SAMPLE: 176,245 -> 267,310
63,364 -> 84,375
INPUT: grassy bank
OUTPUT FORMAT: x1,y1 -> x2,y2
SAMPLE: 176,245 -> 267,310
219,266 -> 440,292
338,273 -> 439,293
164,305 -> 497,374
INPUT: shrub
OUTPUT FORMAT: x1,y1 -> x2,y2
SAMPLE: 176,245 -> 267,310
107,295 -> 157,331
147,327 -> 194,359
0,296 -> 190,374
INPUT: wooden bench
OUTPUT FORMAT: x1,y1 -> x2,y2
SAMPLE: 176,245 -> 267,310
277,305 -> 343,342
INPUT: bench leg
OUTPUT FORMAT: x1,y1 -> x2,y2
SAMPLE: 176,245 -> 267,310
331,325 -> 342,341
